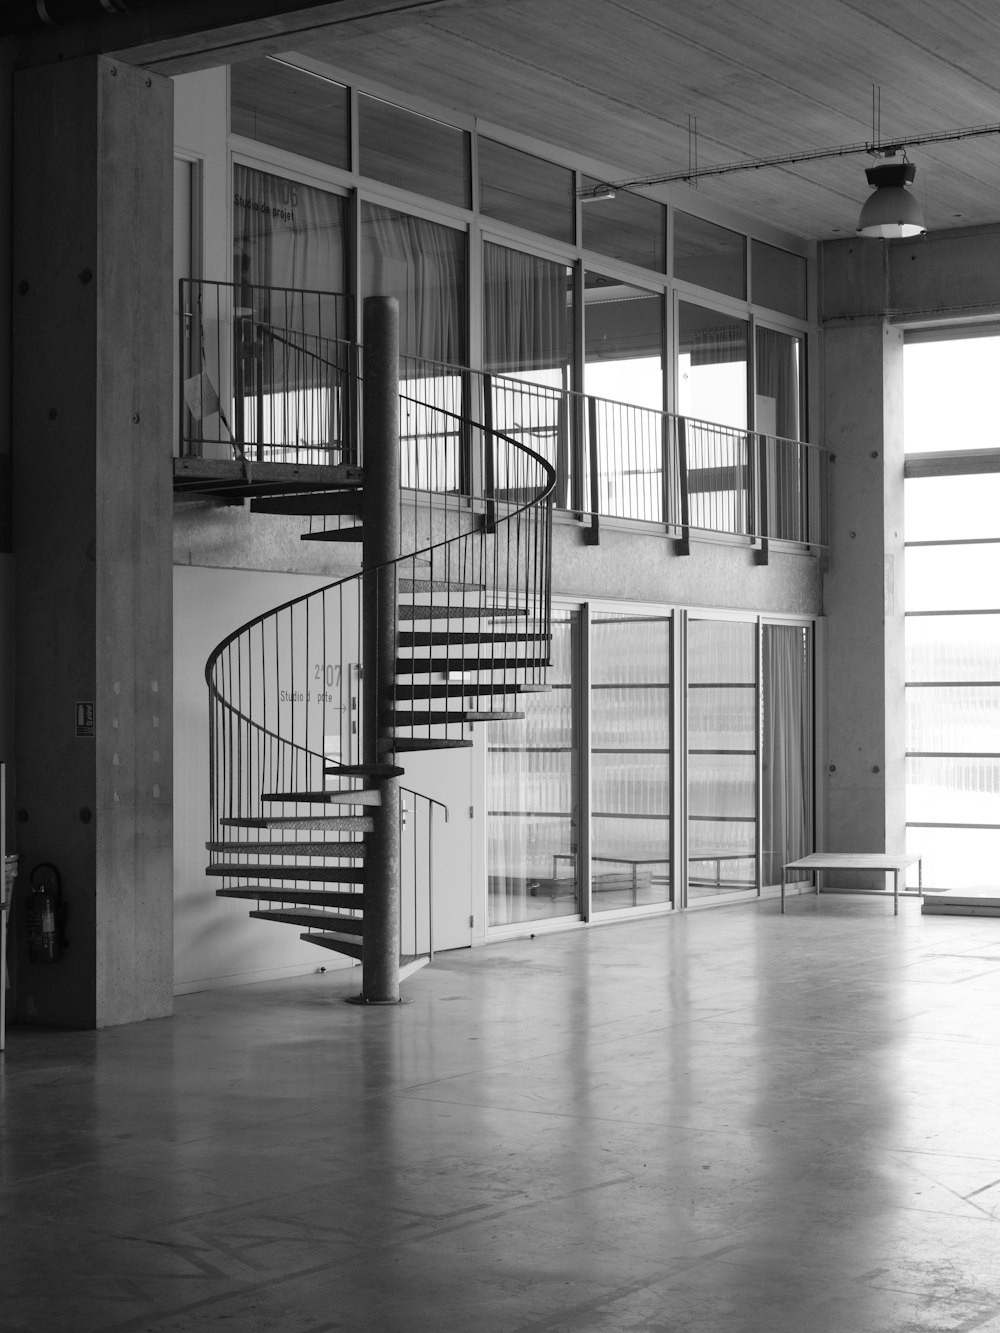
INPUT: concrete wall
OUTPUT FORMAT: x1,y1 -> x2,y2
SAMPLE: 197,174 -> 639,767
11,57 -> 174,1028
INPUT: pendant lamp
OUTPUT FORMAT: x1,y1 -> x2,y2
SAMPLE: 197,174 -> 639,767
857,159 -> 926,237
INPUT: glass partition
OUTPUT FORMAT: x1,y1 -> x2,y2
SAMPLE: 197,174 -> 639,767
687,619 -> 757,899
488,611 -> 580,924
590,614 -> 671,911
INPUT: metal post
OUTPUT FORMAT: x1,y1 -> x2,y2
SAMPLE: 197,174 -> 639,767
361,296 -> 402,1004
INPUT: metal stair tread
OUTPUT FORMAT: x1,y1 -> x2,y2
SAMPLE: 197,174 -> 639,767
251,492 -> 363,516
397,604 -> 526,620
217,887 -> 364,908
207,863 -> 364,882
325,762 -> 405,778
221,815 -> 374,831
301,526 -> 364,542
393,682 -> 548,700
207,840 -> 366,857
399,578 -> 486,593
398,630 -> 551,647
262,789 -> 381,805
390,709 -> 524,726
388,737 -> 474,751
250,908 -> 364,933
302,932 -> 364,959
396,656 -> 550,674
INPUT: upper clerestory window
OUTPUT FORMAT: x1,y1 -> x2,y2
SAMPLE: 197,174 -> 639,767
358,96 -> 471,209
479,139 -> 575,244
230,57 -> 350,171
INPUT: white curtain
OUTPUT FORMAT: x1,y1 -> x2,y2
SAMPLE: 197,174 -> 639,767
761,624 -> 812,885
360,204 -> 465,364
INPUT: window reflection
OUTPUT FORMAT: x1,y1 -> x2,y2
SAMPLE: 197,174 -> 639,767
479,139 -> 575,243
674,211 -> 746,299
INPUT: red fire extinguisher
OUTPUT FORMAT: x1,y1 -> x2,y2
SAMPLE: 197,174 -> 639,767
26,863 -> 63,964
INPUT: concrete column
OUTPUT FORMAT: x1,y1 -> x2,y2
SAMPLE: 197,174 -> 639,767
361,296 -> 401,1003
821,316 -> 906,860
11,56 -> 174,1027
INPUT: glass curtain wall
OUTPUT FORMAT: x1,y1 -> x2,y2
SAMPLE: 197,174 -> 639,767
687,618 -> 757,899
590,614 -> 672,911
904,332 -> 1000,887
906,468 -> 1000,886
487,610 -> 581,924
484,241 -> 575,507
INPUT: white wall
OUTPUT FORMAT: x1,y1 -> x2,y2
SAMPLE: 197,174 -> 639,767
174,565 -> 356,991
174,564 -> 478,990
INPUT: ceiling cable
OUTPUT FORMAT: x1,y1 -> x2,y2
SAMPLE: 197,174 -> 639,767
579,118 -> 1000,198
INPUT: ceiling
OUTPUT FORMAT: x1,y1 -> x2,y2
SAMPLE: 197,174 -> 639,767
280,0 -> 1000,241
124,0 -> 1000,242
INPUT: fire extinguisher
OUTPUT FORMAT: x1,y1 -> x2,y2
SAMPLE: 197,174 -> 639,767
26,863 -> 64,964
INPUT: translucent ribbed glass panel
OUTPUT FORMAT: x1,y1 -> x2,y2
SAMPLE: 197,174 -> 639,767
906,473 -> 1000,542
688,619 -> 757,898
906,685 -> 1000,752
907,824 -> 1000,890
488,612 -> 578,925
687,618 -> 756,683
590,614 -> 670,912
904,335 -> 1000,453
906,612 -> 1000,681
907,755 -> 1000,824
906,545 -> 1000,611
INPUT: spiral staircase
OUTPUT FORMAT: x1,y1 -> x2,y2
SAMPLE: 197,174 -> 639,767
194,296 -> 555,1002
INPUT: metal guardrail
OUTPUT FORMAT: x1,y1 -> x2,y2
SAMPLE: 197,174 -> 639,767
180,280 -> 825,550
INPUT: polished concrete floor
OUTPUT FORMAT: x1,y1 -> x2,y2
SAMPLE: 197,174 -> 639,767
3,894 -> 1000,1332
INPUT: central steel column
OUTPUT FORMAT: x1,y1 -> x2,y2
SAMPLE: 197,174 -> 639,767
360,296 -> 401,1003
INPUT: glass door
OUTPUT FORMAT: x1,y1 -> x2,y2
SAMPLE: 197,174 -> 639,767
487,609 -> 581,924
687,618 -> 758,899
590,612 -> 672,912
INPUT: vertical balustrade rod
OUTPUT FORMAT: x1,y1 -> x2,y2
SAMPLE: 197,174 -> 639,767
585,395 -> 600,545
360,296 -> 402,1004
